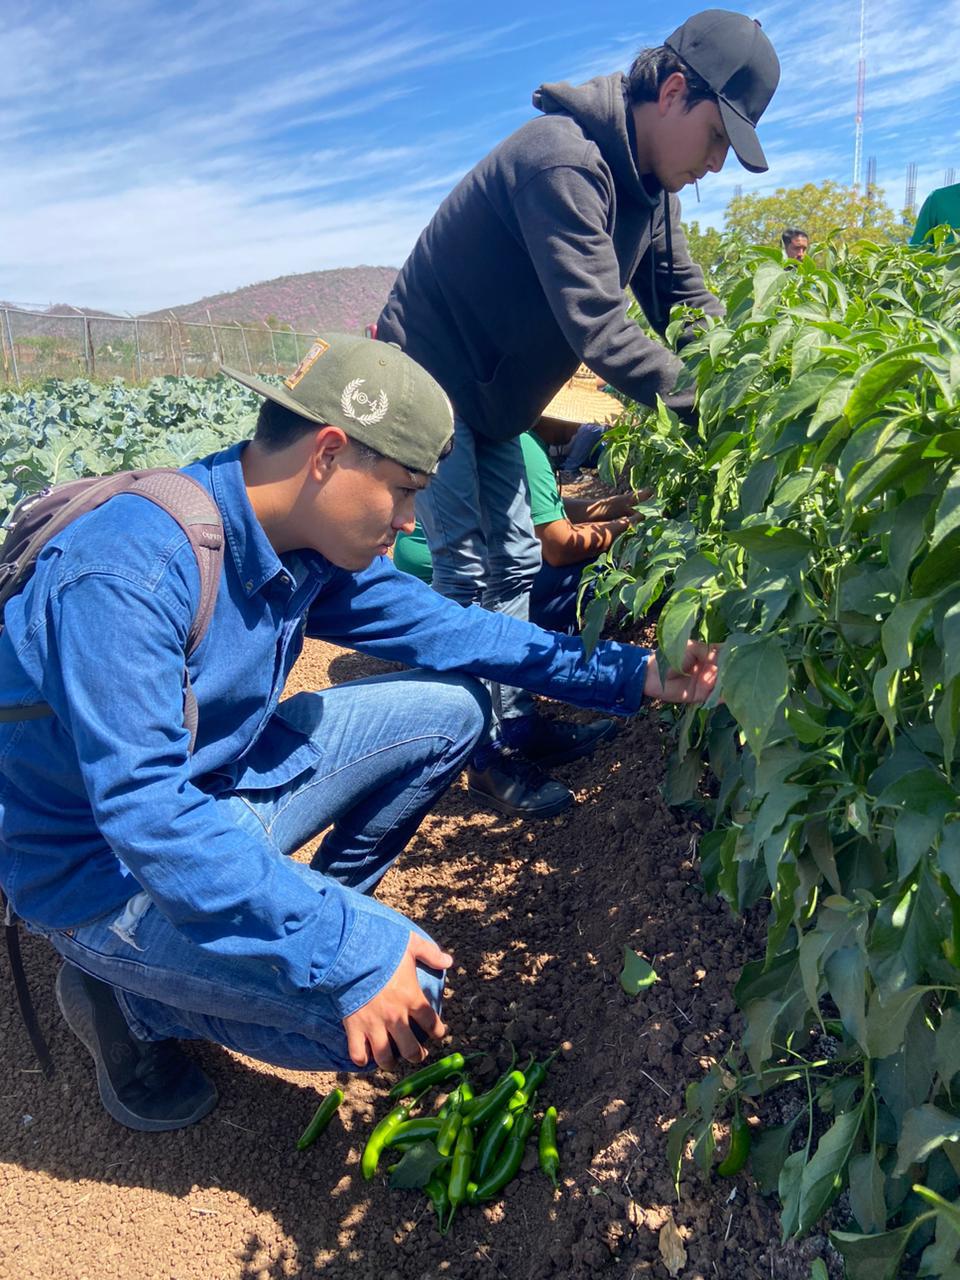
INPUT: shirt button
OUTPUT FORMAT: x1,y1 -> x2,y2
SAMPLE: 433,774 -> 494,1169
245,579 -> 254,591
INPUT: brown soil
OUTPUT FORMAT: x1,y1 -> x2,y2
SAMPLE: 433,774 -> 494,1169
0,492 -> 841,1280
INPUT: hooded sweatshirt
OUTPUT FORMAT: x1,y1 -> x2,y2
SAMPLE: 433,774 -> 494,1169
377,73 -> 722,442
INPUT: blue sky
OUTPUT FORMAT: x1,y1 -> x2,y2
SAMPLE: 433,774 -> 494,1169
3,0 -> 958,313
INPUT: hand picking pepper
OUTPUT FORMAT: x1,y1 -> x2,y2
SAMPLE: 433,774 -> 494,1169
296,1087 -> 344,1151
538,1106 -> 560,1188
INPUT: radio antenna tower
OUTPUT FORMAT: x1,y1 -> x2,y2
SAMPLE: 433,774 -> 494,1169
905,162 -> 919,218
853,0 -> 866,187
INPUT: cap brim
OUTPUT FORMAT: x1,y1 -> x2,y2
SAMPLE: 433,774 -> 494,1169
718,99 -> 768,174
219,364 -> 330,426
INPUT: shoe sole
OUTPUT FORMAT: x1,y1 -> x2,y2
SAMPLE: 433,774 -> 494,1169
465,783 -> 574,819
529,720 -> 620,769
55,964 -> 218,1133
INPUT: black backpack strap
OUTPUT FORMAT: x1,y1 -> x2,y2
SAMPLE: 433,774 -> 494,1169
2,888 -> 55,1079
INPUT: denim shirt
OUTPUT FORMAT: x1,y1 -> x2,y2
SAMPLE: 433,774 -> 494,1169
0,443 -> 649,1017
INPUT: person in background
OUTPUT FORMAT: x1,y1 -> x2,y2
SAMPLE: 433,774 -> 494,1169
377,10 -> 780,818
910,180 -> 960,245
396,372 -> 651,639
781,227 -> 809,261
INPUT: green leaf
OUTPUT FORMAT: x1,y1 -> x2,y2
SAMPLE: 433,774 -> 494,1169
620,946 -> 659,995
941,824 -> 960,896
797,1106 -> 862,1235
762,367 -> 841,426
727,525 -> 814,572
932,470 -> 960,553
829,1223 -> 917,1280
844,347 -> 928,426
808,1262 -> 829,1280
913,1183 -> 960,1233
658,589 -> 700,672
751,1113 -> 803,1196
865,987 -> 929,1058
779,1147 -> 807,1240
875,1001 -> 938,1127
849,1151 -> 888,1235
895,1105 -> 960,1176
666,1115 -> 697,1199
824,947 -> 868,1051
387,1140 -> 444,1189
935,1009 -> 960,1087
721,634 -> 789,759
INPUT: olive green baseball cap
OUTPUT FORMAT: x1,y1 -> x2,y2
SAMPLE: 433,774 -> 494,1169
221,333 -> 454,474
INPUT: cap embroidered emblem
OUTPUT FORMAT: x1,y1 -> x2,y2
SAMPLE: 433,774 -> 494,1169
285,336 -> 330,390
340,378 -> 389,426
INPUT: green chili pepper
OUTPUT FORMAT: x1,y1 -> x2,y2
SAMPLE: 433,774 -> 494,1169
804,655 -> 858,714
538,1106 -> 560,1188
473,1108 -> 515,1182
388,1052 -> 467,1099
383,1116 -> 443,1149
470,1108 -> 535,1202
438,1079 -> 473,1119
436,1109 -> 463,1158
445,1121 -> 475,1229
511,1048 -> 560,1109
424,1173 -> 450,1232
716,1110 -> 751,1177
462,1069 -> 526,1129
295,1087 -> 344,1151
361,1102 -> 412,1180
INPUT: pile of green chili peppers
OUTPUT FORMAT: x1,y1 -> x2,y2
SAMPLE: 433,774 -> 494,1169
361,1048 -> 562,1233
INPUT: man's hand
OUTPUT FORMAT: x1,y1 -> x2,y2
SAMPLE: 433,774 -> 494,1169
343,932 -> 452,1070
642,641 -> 720,704
609,487 -> 654,519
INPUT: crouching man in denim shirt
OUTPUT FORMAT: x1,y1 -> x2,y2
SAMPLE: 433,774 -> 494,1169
0,334 -> 717,1131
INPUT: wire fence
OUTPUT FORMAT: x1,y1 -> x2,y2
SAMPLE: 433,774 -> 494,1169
0,306 -> 323,386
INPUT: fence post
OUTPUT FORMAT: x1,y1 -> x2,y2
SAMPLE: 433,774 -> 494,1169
132,316 -> 143,381
84,317 -> 95,378
206,308 -> 220,368
1,308 -> 20,387
237,323 -> 252,373
269,326 -> 279,374
167,312 -> 185,376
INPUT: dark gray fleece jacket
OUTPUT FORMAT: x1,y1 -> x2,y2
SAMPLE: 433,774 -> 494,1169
377,72 -> 722,442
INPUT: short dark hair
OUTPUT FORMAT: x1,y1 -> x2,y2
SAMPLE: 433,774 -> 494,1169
627,46 -> 717,109
782,227 -> 808,249
254,398 -> 386,468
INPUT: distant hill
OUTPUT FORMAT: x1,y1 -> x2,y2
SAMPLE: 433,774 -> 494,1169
142,265 -> 398,335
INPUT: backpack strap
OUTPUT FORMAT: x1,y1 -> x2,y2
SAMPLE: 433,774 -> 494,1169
2,887 -> 55,1079
0,469 -> 224,751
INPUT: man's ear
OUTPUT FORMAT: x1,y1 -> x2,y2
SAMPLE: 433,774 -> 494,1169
310,425 -> 350,479
657,70 -> 687,115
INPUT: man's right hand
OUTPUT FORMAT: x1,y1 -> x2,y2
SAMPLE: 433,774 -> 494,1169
343,932 -> 452,1070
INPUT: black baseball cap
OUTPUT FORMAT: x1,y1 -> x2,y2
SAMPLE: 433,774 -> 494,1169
664,9 -> 780,174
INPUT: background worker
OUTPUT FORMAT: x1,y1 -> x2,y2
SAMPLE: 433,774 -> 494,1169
910,179 -> 960,245
377,9 -> 780,819
781,226 -> 809,261
0,335 -> 718,1132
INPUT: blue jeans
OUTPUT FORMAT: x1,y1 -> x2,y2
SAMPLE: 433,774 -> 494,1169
416,418 -> 541,730
33,671 -> 489,1072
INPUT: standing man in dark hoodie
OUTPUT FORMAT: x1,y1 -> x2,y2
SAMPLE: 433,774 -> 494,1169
377,10 -> 780,819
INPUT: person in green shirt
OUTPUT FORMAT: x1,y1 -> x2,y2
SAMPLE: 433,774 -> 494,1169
395,427 -> 648,633
910,181 -> 960,245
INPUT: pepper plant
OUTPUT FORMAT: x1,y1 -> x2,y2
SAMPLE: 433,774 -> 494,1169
583,235 -> 960,1275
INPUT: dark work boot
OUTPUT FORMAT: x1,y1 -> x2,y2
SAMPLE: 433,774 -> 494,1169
55,962 -> 218,1132
508,714 -> 619,769
466,746 -> 573,819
